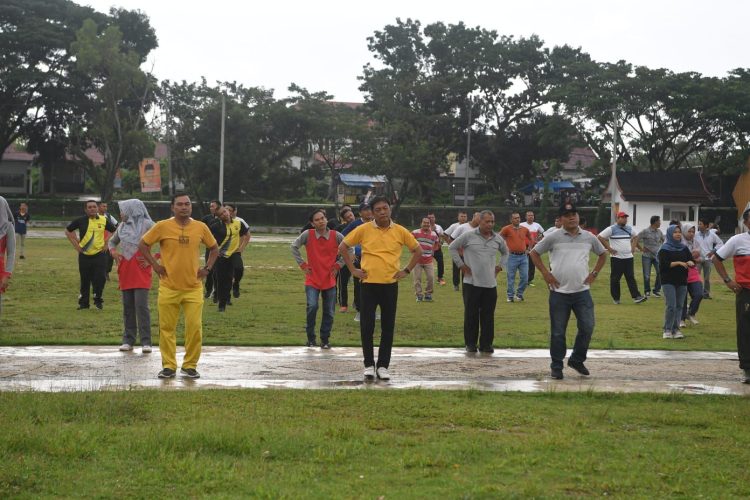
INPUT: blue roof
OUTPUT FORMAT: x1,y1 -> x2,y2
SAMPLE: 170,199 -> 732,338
519,180 -> 576,194
339,173 -> 388,188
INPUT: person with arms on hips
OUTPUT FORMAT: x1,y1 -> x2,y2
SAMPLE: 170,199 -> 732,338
13,202 -> 29,259
412,217 -> 439,302
530,202 -> 607,380
449,210 -> 508,354
635,215 -> 665,298
341,203 -> 375,322
339,196 -> 422,381
336,207 -> 356,313
657,225 -> 694,339
65,200 -> 117,310
500,212 -> 531,302
443,211 -> 468,291
520,210 -> 544,287
427,212 -> 446,286
291,208 -> 345,348
0,197 -> 16,315
138,194 -> 218,379
712,208 -> 750,383
221,203 -> 251,301
695,217 -> 724,299
598,212 -> 647,304
108,199 -> 155,353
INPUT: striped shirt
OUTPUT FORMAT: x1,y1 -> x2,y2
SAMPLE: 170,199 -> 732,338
598,224 -> 635,259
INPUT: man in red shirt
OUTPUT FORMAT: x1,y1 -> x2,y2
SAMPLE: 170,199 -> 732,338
412,217 -> 439,302
500,212 -> 531,302
290,209 -> 345,349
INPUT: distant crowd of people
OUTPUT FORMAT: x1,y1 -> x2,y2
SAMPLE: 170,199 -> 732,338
1,194 -> 750,384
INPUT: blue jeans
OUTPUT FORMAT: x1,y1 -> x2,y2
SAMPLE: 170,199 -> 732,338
661,284 -> 687,333
305,285 -> 336,343
506,253 -> 528,299
549,290 -> 595,370
641,254 -> 661,294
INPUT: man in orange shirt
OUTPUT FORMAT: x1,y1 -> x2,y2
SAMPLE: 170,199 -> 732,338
500,212 -> 531,302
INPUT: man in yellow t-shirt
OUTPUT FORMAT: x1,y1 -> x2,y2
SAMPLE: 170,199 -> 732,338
339,196 -> 422,381
139,194 -> 218,379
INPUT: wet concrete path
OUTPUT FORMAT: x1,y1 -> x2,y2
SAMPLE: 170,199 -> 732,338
1,346 -> 748,395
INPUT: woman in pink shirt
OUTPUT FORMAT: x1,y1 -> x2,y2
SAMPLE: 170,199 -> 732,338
108,199 -> 155,353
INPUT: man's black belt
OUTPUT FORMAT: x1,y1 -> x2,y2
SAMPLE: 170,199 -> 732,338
510,251 -> 526,255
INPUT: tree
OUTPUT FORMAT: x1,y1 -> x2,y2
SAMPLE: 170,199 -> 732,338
70,17 -> 157,201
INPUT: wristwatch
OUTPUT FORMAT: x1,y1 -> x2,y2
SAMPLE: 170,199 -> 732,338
590,270 -> 598,277
723,276 -> 732,283
403,268 -> 411,274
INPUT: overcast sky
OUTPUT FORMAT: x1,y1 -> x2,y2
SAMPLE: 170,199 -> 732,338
83,0 -> 749,102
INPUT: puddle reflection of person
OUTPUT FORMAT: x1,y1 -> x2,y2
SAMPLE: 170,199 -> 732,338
0,196 -> 16,315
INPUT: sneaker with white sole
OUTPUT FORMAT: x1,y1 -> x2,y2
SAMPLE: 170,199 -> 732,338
180,367 -> 200,378
376,367 -> 390,380
634,296 -> 647,304
119,343 -> 133,351
743,369 -> 750,384
663,330 -> 673,339
673,330 -> 685,339
679,321 -> 687,328
157,368 -> 176,379
142,345 -> 152,353
363,366 -> 375,380
688,315 -> 699,325
354,312 -> 361,322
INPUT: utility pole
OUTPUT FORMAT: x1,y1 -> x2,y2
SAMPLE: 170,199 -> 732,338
219,93 -> 226,203
610,110 -> 618,224
464,99 -> 472,208
165,106 -> 174,196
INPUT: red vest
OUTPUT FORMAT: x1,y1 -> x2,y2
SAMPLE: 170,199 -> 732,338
304,229 -> 340,290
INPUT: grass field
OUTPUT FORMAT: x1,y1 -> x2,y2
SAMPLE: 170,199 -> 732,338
0,233 -> 738,350
1,390 -> 749,497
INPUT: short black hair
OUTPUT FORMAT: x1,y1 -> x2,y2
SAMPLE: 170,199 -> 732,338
309,208 -> 327,222
171,192 -> 190,205
369,195 -> 389,209
210,199 -> 222,207
699,216 -> 711,226
340,207 -> 353,218
224,203 -> 236,211
650,215 -> 660,225
85,199 -> 98,207
743,209 -> 750,222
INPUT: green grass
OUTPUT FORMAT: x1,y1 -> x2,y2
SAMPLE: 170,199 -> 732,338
0,389 -> 748,497
1,235 -> 737,350
1,235 -> 739,350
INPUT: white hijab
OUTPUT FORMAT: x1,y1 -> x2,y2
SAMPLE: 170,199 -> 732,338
116,199 -> 153,259
0,196 -> 14,238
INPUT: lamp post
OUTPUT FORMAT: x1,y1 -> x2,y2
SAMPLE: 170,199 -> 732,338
451,183 -> 455,206
464,99 -> 473,208
609,109 -> 619,224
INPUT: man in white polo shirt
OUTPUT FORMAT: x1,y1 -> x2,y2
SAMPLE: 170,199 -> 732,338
598,211 -> 647,304
530,202 -> 607,380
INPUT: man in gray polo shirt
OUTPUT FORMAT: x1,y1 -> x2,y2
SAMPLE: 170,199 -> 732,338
530,202 -> 607,380
449,210 -> 508,353
635,215 -> 665,298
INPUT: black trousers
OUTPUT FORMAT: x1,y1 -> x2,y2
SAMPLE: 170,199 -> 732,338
78,252 -> 107,307
204,249 -> 216,296
231,253 -> 244,292
338,265 -> 351,307
353,260 -> 362,311
360,282 -> 398,368
434,247 -> 444,280
527,254 -> 536,283
736,289 -> 750,370
453,262 -> 462,287
610,257 -> 641,301
462,283 -> 497,349
216,256 -> 235,307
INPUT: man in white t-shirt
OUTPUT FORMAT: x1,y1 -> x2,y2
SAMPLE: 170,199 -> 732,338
520,210 -> 544,287
445,211 -> 477,291
598,212 -> 647,304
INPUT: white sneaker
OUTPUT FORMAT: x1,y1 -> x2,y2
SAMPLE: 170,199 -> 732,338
688,315 -> 699,325
679,321 -> 687,328
376,367 -> 390,380
142,345 -> 152,353
673,330 -> 685,339
363,366 -> 375,379
119,343 -> 133,351
354,312 -> 361,322
662,330 -> 673,339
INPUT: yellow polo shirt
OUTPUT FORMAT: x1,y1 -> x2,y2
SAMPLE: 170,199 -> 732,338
142,218 -> 217,291
343,220 -> 419,284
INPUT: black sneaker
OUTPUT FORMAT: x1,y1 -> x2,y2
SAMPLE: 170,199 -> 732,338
158,368 -> 176,379
550,367 -> 564,380
19,255 -> 25,259
212,294 -> 218,304
743,369 -> 750,384
204,289 -> 212,299
479,346 -> 495,354
95,302 -> 103,310
321,342 -> 331,350
634,295 -> 647,304
180,367 -> 200,379
306,340 -> 318,347
567,359 -> 590,376
233,287 -> 240,298
217,306 -> 226,312
465,345 -> 478,353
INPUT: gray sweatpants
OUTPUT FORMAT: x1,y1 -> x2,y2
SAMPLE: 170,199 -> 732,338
121,288 -> 152,346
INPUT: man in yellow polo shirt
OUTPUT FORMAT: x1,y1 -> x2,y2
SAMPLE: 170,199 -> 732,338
138,194 -> 219,379
339,196 -> 422,381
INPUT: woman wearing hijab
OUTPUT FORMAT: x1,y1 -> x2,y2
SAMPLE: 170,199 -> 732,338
108,199 -> 155,352
0,196 -> 16,315
658,224 -> 694,339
